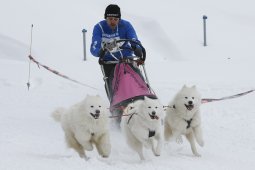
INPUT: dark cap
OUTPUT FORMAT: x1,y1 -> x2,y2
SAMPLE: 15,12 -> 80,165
104,4 -> 121,19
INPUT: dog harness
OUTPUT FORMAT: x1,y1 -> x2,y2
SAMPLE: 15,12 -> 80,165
127,112 -> 137,124
127,112 -> 156,138
148,130 -> 156,137
171,105 -> 193,129
184,118 -> 193,129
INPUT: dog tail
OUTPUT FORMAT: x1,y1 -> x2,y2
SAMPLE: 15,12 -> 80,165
51,107 -> 65,122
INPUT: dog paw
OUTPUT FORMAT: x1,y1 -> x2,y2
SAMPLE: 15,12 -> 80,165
84,156 -> 90,161
194,153 -> 201,157
197,140 -> 204,147
102,155 -> 109,158
176,136 -> 183,144
79,153 -> 90,161
152,148 -> 161,157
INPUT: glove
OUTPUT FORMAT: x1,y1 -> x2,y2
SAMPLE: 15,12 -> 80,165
98,58 -> 104,65
131,44 -> 142,58
102,40 -> 117,51
136,59 -> 144,66
134,47 -> 142,58
98,48 -> 106,65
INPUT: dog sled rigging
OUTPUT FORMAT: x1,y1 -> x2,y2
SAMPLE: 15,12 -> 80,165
98,39 -> 157,114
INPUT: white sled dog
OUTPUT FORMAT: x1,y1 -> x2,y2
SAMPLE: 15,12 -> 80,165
164,85 -> 204,156
51,95 -> 111,159
121,96 -> 165,160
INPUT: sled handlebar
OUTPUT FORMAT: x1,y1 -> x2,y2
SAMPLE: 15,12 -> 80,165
117,39 -> 146,61
101,57 -> 142,64
98,39 -> 146,65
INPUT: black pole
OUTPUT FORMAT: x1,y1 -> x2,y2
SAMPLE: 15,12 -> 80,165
203,15 -> 208,46
82,29 -> 87,60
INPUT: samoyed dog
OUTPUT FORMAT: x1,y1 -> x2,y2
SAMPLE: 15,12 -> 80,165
51,95 -> 111,159
164,85 -> 204,156
121,96 -> 165,160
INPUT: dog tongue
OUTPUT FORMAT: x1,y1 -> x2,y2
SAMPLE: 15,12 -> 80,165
149,113 -> 159,120
151,115 -> 159,120
185,104 -> 194,110
189,105 -> 194,110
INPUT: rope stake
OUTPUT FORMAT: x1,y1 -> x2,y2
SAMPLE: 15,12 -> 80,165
27,24 -> 34,90
26,24 -> 100,91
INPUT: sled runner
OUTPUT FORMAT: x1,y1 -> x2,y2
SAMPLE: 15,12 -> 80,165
99,39 -> 157,117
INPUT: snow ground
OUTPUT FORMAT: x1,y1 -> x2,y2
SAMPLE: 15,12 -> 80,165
1,0 -> 255,169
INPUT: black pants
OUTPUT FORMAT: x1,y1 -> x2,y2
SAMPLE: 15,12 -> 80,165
102,64 -> 116,82
102,64 -> 116,100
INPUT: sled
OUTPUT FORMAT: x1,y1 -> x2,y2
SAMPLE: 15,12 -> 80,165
99,39 -> 157,116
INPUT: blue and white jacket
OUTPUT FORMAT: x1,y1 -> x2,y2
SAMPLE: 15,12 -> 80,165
90,19 -> 139,61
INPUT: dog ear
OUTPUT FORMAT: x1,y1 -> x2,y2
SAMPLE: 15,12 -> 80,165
182,84 -> 187,89
191,85 -> 197,89
144,96 -> 149,101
